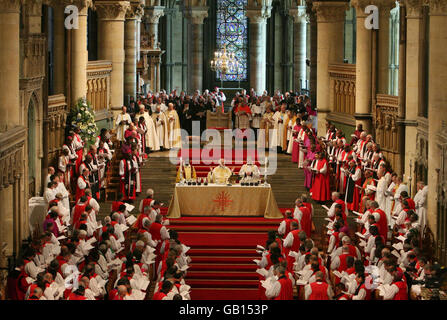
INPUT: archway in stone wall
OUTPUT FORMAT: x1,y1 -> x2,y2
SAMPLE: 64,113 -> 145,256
27,94 -> 37,198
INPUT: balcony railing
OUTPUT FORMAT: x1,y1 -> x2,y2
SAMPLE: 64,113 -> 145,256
86,60 -> 112,113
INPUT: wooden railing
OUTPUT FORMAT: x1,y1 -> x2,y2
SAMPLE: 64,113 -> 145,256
86,60 -> 112,113
373,94 -> 401,172
328,63 -> 356,116
48,94 -> 68,165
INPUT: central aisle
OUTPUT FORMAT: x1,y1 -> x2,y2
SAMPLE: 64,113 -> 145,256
169,216 -> 283,300
98,151 -> 330,300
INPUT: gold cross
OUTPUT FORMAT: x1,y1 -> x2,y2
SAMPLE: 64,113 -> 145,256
213,191 -> 233,212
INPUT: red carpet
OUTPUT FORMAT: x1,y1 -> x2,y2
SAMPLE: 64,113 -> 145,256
178,148 -> 261,162
169,216 -> 282,300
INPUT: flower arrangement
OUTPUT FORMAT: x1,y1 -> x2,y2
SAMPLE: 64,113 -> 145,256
68,98 -> 98,148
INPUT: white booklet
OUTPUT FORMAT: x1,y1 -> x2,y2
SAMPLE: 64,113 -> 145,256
126,215 -> 137,226
124,203 -> 135,213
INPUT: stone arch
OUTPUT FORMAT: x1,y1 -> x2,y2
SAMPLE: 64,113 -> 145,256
27,92 -> 39,197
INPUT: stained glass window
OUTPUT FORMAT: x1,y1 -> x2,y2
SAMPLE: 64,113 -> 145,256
216,0 -> 248,81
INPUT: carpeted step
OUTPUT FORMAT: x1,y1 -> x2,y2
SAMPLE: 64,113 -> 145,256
190,288 -> 260,300
187,270 -> 259,280
188,248 -> 257,257
170,220 -> 281,227
191,256 -> 259,264
178,232 -> 270,249
170,217 -> 283,223
170,225 -> 278,233
189,263 -> 257,272
187,279 -> 258,289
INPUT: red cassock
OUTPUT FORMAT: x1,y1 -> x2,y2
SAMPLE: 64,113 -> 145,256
308,281 -> 330,300
152,291 -> 167,300
283,218 -> 299,236
75,175 -> 89,202
334,199 -> 348,224
299,206 -> 312,238
149,222 -> 163,272
345,166 -> 362,212
140,198 -> 153,213
291,125 -> 301,163
112,201 -> 125,212
68,292 -> 87,300
303,202 -> 312,217
135,213 -> 149,230
120,159 -> 136,201
337,253 -> 353,272
392,280 -> 408,300
311,159 -> 331,201
284,229 -> 302,272
273,276 -> 293,300
72,202 -> 87,226
374,209 -> 388,242
406,198 -> 416,210
74,134 -> 84,175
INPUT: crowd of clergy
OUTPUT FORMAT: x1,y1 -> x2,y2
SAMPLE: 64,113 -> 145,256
8,183 -> 193,300
254,119 -> 436,300
121,88 -> 315,148
7,115 -> 192,300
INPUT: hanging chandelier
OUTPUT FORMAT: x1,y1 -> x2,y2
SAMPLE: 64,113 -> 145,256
210,45 -> 239,79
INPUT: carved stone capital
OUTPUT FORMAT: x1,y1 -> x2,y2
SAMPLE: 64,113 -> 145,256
0,0 -> 22,13
23,0 -> 44,15
144,6 -> 165,23
64,0 -> 93,13
289,6 -> 307,24
429,0 -> 447,16
246,0 -> 272,23
313,1 -> 348,23
95,1 -> 131,21
404,0 -> 425,18
126,0 -> 144,20
184,7 -> 208,24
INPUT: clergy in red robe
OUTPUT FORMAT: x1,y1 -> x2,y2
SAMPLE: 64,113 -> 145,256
344,160 -> 362,211
119,154 -> 137,201
282,221 -> 303,272
310,152 -> 331,202
152,281 -> 173,300
76,168 -> 90,202
297,200 -> 312,238
73,127 -> 84,175
269,265 -> 293,300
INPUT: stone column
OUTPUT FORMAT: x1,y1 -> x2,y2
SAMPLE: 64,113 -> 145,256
52,2 -> 66,95
403,0 -> 424,189
427,0 -> 447,235
163,6 -> 176,93
307,2 -> 317,105
290,5 -> 307,92
377,1 -> 395,94
313,1 -> 347,136
246,3 -> 272,95
144,5 -> 165,49
0,0 -> 21,132
71,0 -> 92,105
95,1 -> 131,114
124,1 -> 144,100
352,0 -> 373,132
184,7 -> 208,92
